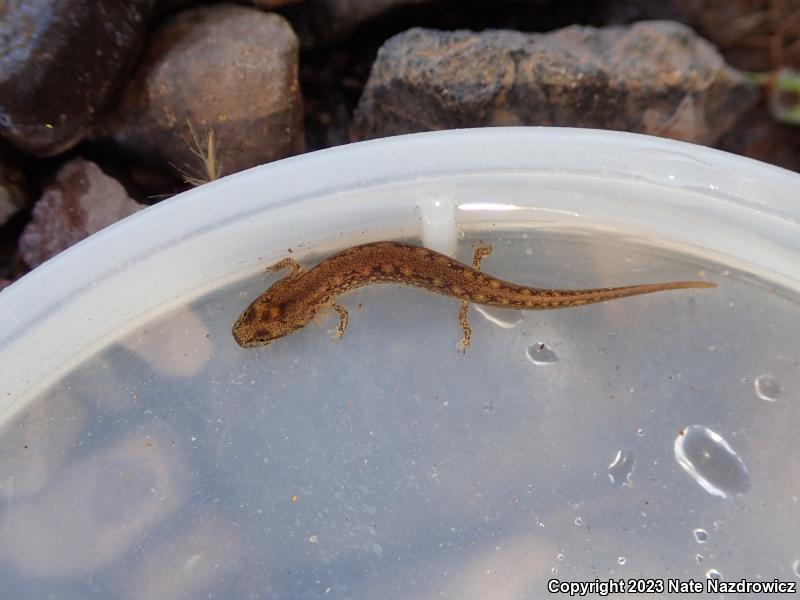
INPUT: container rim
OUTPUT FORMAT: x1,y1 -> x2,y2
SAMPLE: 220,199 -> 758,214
1,126 -> 799,418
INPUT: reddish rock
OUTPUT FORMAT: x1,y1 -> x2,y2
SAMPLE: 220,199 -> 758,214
100,5 -> 303,181
19,159 -> 144,269
0,0 -> 152,156
352,21 -> 759,145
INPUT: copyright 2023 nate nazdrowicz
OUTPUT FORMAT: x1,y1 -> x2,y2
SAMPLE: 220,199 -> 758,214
547,577 -> 796,596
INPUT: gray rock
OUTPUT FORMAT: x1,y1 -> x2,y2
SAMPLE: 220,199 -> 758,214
0,0 -> 153,156
19,159 -> 144,269
353,21 -> 759,145
99,5 -> 304,182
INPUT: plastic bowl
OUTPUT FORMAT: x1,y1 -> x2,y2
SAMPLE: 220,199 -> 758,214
1,128 -> 799,597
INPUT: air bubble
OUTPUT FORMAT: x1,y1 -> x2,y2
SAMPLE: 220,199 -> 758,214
674,425 -> 750,498
693,528 -> 709,543
754,374 -> 780,402
608,449 -> 635,487
617,556 -> 626,565
526,342 -> 559,365
706,569 -> 722,581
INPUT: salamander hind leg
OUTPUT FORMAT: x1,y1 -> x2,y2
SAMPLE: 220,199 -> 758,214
266,257 -> 305,278
457,301 -> 472,353
330,303 -> 349,341
457,244 -> 493,353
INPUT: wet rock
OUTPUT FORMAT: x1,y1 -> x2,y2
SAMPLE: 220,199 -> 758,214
0,158 -> 28,227
0,0 -> 152,156
19,159 -> 144,269
100,5 -> 303,181
353,21 -> 759,145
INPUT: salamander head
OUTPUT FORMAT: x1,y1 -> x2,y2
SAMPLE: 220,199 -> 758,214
232,289 -> 314,348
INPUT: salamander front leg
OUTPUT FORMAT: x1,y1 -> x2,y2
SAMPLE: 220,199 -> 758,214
471,244 -> 492,269
457,244 -> 493,353
266,257 -> 305,278
330,303 -> 349,341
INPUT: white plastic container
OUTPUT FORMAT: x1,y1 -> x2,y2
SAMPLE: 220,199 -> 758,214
1,128 -> 799,598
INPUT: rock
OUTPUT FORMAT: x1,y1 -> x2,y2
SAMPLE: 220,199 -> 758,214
352,21 -> 759,145
0,0 -> 152,156
0,157 -> 28,227
100,5 -> 304,181
19,159 -> 144,269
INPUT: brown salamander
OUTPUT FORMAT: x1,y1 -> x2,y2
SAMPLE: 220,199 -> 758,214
232,241 -> 715,351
